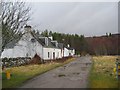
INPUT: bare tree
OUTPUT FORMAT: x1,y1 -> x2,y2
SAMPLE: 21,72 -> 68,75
1,1 -> 31,51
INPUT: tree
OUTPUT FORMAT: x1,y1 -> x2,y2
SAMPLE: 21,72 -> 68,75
109,33 -> 112,37
49,31 -> 52,36
1,1 -> 31,51
41,29 -> 49,37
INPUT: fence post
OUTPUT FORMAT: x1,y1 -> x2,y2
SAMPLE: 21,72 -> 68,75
116,58 -> 120,88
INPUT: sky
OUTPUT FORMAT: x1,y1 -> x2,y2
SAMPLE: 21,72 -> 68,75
28,2 -> 118,37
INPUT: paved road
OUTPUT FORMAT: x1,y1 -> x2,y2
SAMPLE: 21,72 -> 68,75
20,56 -> 92,88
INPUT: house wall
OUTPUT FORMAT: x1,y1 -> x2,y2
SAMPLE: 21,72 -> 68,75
73,49 -> 75,55
63,48 -> 75,57
1,49 -> 14,58
12,45 -> 27,58
1,43 -> 28,58
61,49 -> 64,58
43,48 -> 61,60
16,33 -> 44,58
35,42 -> 43,59
68,49 -> 75,56
54,48 -> 61,59
64,48 -> 69,57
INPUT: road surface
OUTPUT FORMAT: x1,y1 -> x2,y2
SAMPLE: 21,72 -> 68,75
20,56 -> 92,88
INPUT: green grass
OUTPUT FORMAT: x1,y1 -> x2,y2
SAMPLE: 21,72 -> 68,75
88,56 -> 119,88
2,58 -> 75,88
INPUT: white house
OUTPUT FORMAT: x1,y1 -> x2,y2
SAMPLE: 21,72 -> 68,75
63,47 -> 75,57
67,47 -> 75,56
1,25 -> 75,62
63,47 -> 69,57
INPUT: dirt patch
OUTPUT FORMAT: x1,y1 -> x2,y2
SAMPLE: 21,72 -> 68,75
29,54 -> 41,64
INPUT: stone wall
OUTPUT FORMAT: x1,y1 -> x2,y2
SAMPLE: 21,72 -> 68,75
2,57 -> 31,68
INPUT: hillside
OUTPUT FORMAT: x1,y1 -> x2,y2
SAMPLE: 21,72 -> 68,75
85,33 -> 120,55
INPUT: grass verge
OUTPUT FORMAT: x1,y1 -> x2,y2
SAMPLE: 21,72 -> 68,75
88,56 -> 118,88
2,58 -> 75,88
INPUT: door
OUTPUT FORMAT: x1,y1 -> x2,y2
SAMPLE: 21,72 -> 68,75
53,52 -> 55,59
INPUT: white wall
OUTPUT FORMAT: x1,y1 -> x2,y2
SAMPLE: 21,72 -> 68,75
64,48 -> 69,57
35,42 -> 43,59
1,43 -> 28,58
43,48 -> 61,60
1,49 -> 14,58
12,45 -> 27,58
55,48 -> 61,59
68,49 -> 75,56
73,49 -> 75,55
63,48 -> 75,57
16,33 -> 44,58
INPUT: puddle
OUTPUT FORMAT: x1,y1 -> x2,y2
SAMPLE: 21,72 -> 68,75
81,67 -> 87,71
72,72 -> 80,75
58,74 -> 66,77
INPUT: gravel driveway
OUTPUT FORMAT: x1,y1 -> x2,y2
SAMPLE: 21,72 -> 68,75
20,56 -> 92,88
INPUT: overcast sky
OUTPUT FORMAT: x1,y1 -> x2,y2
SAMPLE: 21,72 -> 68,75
28,2 -> 118,37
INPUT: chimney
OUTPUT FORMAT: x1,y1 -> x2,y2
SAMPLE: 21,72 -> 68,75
24,25 -> 32,33
45,37 -> 48,46
67,44 -> 70,48
56,42 -> 58,47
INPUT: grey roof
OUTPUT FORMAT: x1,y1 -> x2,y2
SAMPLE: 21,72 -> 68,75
5,38 -> 21,49
47,38 -> 56,48
30,31 -> 45,46
58,43 -> 63,49
4,32 -> 26,49
51,42 -> 56,47
66,47 -> 74,50
30,31 -> 56,48
51,41 -> 59,48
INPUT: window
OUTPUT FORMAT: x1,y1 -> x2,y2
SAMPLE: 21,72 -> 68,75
69,53 -> 71,56
57,52 -> 59,57
31,38 -> 36,43
48,52 -> 50,58
26,53 -> 28,57
53,52 -> 55,59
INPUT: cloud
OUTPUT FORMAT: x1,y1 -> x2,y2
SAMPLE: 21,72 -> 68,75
29,2 -> 118,36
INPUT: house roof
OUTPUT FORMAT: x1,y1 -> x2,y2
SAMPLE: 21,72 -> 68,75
30,31 -> 56,48
51,41 -> 60,48
47,38 -> 56,48
30,31 -> 45,46
5,37 -> 22,49
5,40 -> 18,49
58,43 -> 63,49
4,28 -> 71,50
66,47 -> 74,50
